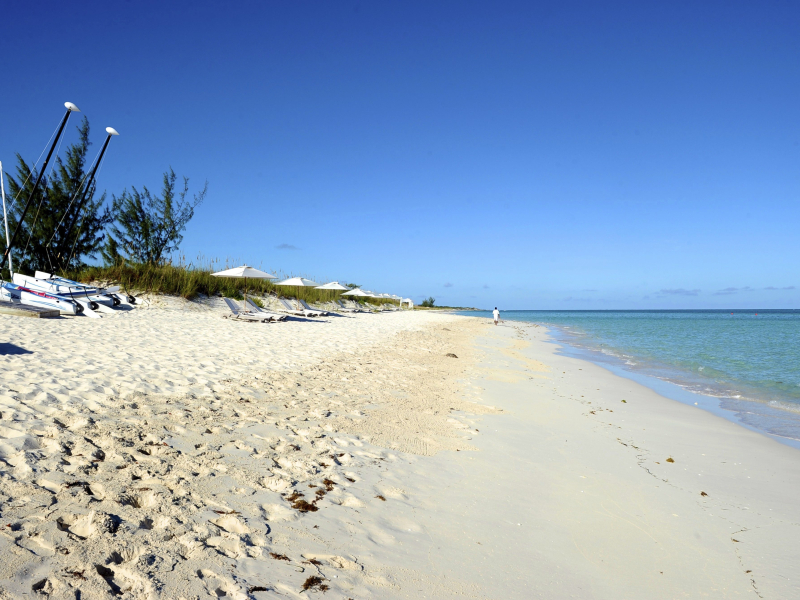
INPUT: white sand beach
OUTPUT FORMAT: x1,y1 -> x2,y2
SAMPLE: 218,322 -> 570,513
0,304 -> 797,598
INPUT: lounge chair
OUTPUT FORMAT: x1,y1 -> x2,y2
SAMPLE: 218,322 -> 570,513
298,298 -> 328,315
344,299 -> 369,312
246,299 -> 288,321
277,297 -> 322,317
223,298 -> 272,322
335,300 -> 357,312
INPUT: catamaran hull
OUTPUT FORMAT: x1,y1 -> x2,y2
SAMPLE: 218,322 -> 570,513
0,283 -> 81,315
14,273 -> 132,309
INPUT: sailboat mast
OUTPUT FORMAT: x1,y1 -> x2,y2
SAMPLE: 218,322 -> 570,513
0,161 -> 11,275
0,102 -> 80,272
56,127 -> 118,268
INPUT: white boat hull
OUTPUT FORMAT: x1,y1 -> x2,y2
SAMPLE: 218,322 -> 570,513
14,273 -> 132,309
1,282 -> 81,315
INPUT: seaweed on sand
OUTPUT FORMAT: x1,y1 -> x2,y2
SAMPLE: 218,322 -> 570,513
286,491 -> 319,513
269,552 -> 290,561
301,576 -> 329,592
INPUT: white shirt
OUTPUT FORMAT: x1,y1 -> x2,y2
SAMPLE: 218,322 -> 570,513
493,309 -> 500,320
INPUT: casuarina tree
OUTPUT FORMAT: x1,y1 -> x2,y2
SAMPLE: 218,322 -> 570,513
4,117 -> 112,276
105,168 -> 207,265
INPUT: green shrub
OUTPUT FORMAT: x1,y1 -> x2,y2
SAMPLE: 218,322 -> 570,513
420,296 -> 436,307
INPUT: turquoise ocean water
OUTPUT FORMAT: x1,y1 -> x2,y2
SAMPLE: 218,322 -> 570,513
460,310 -> 800,445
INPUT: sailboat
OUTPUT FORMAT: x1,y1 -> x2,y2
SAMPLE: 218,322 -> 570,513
0,102 -> 96,316
0,280 -> 83,315
13,270 -> 134,312
1,105 -> 135,316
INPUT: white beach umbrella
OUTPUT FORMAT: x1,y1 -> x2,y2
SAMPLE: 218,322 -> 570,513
341,288 -> 369,297
212,265 -> 277,310
212,265 -> 277,279
276,277 -> 320,287
314,281 -> 349,291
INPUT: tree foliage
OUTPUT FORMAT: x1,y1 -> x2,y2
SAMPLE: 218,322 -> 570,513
421,296 -> 436,307
106,168 -> 207,265
3,117 -> 112,275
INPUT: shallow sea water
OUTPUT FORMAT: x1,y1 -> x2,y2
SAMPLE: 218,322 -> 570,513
461,310 -> 800,445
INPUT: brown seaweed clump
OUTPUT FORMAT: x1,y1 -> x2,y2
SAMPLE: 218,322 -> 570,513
269,552 -> 290,561
302,576 -> 329,592
286,491 -> 319,513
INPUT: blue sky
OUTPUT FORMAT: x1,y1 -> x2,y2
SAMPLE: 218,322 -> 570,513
1,1 -> 798,309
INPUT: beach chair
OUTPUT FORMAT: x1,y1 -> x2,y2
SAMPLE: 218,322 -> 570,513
246,299 -> 288,321
298,298 -> 328,315
335,299 -> 357,313
277,297 -> 322,317
223,298 -> 271,322
344,299 -> 365,311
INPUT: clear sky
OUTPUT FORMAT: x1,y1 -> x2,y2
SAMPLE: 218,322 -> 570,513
1,1 -> 798,309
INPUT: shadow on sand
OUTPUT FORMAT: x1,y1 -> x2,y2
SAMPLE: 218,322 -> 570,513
0,343 -> 33,356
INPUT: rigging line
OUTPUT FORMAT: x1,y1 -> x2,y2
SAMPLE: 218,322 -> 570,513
21,131 -> 66,261
47,143 -> 104,247
5,118 -> 62,211
45,246 -> 54,273
65,148 -> 108,269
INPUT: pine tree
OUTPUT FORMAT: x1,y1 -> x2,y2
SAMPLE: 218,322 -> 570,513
4,117 -> 112,275
100,235 -> 122,267
107,168 -> 207,265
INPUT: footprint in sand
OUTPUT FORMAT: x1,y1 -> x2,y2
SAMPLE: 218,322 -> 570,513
35,478 -> 63,494
333,495 -> 365,508
87,482 -> 107,500
31,578 -> 61,595
210,514 -> 250,534
17,533 -> 56,557
140,515 -> 170,530
260,503 -> 297,522
95,563 -> 154,597
124,490 -> 158,509
57,511 -> 96,539
205,535 -> 244,558
198,568 -> 247,599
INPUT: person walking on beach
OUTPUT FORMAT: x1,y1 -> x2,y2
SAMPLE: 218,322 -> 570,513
493,307 -> 500,325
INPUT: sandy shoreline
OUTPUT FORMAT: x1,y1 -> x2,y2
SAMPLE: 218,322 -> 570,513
0,305 -> 797,598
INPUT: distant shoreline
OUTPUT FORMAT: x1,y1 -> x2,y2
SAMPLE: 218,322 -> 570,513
457,309 -> 800,449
